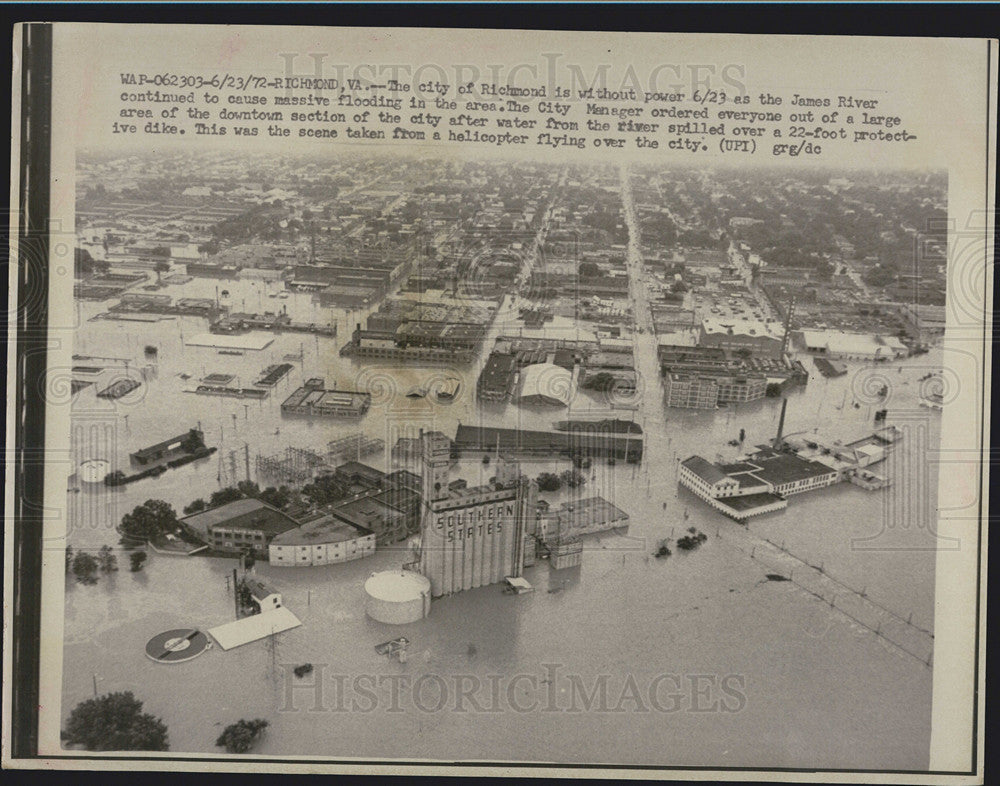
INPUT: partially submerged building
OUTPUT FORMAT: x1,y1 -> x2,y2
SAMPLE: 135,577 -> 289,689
179,498 -> 300,557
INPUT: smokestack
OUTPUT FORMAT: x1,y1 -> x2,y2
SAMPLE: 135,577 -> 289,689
774,398 -> 788,449
781,295 -> 796,355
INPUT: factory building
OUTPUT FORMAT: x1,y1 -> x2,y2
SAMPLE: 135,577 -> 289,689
664,372 -> 767,409
698,318 -> 784,357
268,515 -> 376,567
795,330 -> 909,361
178,498 -> 299,557
416,431 -> 537,597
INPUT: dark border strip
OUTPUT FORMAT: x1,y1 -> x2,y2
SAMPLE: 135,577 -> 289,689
12,21 -> 52,760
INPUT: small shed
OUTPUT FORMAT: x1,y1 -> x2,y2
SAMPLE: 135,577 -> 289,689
244,578 -> 283,611
504,576 -> 534,594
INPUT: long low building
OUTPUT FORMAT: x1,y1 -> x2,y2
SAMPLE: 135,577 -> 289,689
453,424 -> 642,462
208,607 -> 302,650
796,329 -> 909,361
269,514 -> 376,567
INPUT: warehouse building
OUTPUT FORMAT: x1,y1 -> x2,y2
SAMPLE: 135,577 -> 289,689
269,514 -> 376,567
698,318 -> 784,357
179,498 -> 299,557
664,372 -> 767,409
796,330 -> 909,361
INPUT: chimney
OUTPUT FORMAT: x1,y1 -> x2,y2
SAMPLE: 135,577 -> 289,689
774,397 -> 788,449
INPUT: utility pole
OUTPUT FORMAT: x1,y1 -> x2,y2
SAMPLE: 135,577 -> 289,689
233,568 -> 240,620
265,626 -> 280,686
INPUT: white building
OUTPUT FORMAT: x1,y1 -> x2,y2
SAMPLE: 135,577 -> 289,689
269,515 -> 376,567
797,330 -> 909,361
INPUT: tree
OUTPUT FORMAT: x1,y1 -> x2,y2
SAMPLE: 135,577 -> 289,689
236,480 -> 261,498
209,486 -> 246,507
183,498 -> 207,515
579,261 -> 601,278
536,472 -> 562,492
258,485 -> 290,509
97,545 -> 119,573
215,718 -> 269,754
119,499 -> 178,541
63,691 -> 169,751
180,429 -> 205,454
863,264 -> 896,288
560,469 -> 586,488
300,474 -> 348,507
129,551 -> 147,572
72,551 -> 99,585
582,372 -> 616,393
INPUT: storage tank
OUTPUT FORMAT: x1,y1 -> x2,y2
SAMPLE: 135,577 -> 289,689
364,570 -> 432,624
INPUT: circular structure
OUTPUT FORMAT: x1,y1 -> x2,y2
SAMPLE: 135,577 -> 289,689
78,459 -> 111,484
145,629 -> 211,663
364,570 -> 432,625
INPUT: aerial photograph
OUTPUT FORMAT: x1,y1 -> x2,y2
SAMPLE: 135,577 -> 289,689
61,149 -> 947,768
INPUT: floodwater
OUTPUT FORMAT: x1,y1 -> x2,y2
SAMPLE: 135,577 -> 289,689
60,275 -> 940,769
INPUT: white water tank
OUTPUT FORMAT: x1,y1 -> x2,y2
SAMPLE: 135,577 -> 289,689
364,570 -> 431,624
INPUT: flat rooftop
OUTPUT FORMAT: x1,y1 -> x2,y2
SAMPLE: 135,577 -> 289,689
555,496 -> 629,528
186,332 -> 274,351
739,452 -> 836,486
180,498 -> 299,539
